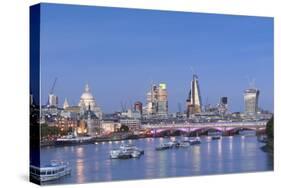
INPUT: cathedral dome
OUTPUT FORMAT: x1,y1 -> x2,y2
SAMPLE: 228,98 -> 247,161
80,84 -> 94,100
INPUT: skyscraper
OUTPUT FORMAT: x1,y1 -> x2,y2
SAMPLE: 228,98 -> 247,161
134,101 -> 143,115
220,97 -> 228,105
186,74 -> 202,117
144,83 -> 168,117
157,83 -> 168,116
244,88 -> 260,115
48,93 -> 58,107
218,96 -> 228,115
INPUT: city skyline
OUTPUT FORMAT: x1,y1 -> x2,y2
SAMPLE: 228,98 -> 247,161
40,3 -> 273,113
30,4 -> 274,185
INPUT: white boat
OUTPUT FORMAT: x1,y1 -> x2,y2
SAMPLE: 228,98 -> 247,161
110,144 -> 143,159
110,149 -> 122,159
155,143 -> 171,151
30,161 -> 71,182
155,142 -> 175,150
110,149 -> 134,159
119,144 -> 144,155
55,132 -> 93,146
188,137 -> 201,145
177,142 -> 190,148
131,150 -> 141,158
118,150 -> 133,159
166,141 -> 176,148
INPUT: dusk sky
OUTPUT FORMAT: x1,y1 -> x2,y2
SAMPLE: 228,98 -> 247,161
40,3 -> 274,113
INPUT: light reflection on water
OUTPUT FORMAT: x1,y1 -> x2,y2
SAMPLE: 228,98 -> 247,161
40,136 -> 273,185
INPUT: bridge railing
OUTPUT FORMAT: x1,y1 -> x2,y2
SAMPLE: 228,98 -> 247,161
140,120 -> 268,129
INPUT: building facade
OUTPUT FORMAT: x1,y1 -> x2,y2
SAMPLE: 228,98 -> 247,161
79,107 -> 101,136
101,120 -> 121,133
144,83 -> 168,118
244,88 -> 260,115
186,74 -> 202,117
120,118 -> 141,131
134,101 -> 143,115
48,93 -> 58,107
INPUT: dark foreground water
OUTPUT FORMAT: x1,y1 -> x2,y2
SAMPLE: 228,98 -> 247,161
40,135 -> 273,185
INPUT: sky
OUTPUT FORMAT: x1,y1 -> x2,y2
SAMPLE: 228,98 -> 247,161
40,3 -> 274,113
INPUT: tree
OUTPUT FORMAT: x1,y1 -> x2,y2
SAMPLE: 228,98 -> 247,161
266,116 -> 274,140
120,125 -> 129,132
265,116 -> 274,153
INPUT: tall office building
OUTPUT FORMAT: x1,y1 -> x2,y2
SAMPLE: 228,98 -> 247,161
157,83 -> 168,116
244,88 -> 260,114
48,93 -> 58,107
186,74 -> 202,117
220,97 -> 228,105
134,101 -> 143,115
145,83 -> 168,117
218,96 -> 228,115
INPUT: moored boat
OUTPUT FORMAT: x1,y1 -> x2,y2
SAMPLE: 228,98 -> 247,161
155,142 -> 174,150
55,133 -> 93,146
30,161 -> 71,182
187,137 -> 201,145
211,135 -> 221,140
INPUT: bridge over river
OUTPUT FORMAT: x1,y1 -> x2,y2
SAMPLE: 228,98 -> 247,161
140,120 -> 268,136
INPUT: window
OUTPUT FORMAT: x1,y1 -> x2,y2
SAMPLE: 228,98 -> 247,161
40,171 -> 46,175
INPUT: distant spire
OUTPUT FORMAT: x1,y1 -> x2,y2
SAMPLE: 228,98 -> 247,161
63,98 -> 69,109
85,83 -> 90,92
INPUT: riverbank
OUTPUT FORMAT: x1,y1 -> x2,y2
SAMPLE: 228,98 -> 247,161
40,133 -> 144,147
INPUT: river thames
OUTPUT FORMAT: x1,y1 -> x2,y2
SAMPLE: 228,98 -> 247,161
40,135 -> 273,185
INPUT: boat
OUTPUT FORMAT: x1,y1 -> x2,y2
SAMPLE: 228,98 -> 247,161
166,141 -> 176,148
211,135 -> 221,140
119,144 -> 144,155
131,150 -> 142,158
110,149 -> 140,159
110,144 -> 144,159
30,161 -> 71,182
118,150 -> 133,159
176,142 -> 190,148
155,142 -> 174,151
187,137 -> 201,145
155,144 -> 170,151
110,149 -> 122,159
55,132 -> 93,146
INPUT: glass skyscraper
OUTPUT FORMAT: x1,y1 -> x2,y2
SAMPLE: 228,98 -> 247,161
244,88 -> 260,114
186,74 -> 202,116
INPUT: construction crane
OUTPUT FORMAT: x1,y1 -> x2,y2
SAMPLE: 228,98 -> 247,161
46,77 -> 57,106
50,77 -> 57,94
